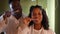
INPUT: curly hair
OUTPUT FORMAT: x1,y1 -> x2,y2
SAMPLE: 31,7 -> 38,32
28,5 -> 49,30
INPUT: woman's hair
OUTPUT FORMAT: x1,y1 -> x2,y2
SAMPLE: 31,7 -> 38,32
28,5 -> 49,30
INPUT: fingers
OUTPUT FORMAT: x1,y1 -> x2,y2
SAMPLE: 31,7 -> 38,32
23,17 -> 31,26
3,15 -> 7,20
3,11 -> 11,20
4,11 -> 11,17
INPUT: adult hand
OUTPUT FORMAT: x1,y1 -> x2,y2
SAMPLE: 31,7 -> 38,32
3,11 -> 11,24
3,11 -> 11,20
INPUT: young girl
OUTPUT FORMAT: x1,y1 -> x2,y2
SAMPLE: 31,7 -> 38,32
28,5 -> 55,34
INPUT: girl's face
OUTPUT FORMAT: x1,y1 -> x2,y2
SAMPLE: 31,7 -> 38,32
31,8 -> 43,24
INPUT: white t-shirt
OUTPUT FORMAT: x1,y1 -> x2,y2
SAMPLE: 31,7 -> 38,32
30,27 -> 56,34
18,25 -> 56,34
18,27 -> 30,34
0,14 -> 26,34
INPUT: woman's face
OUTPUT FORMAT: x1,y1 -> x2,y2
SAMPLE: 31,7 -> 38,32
31,8 -> 43,24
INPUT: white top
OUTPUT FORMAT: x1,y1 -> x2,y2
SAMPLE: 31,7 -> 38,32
30,27 -> 56,34
33,27 -> 43,34
18,25 -> 56,34
18,27 -> 30,34
0,14 -> 26,34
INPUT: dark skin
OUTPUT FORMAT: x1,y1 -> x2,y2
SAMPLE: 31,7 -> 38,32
34,24 -> 42,30
10,0 -> 22,19
31,8 -> 43,30
3,11 -> 11,24
3,0 -> 22,20
3,11 -> 11,20
3,0 -> 31,30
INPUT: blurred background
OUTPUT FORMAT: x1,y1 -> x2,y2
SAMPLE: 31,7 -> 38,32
0,0 -> 60,34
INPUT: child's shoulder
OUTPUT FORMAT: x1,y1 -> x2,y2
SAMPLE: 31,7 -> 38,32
44,28 -> 56,34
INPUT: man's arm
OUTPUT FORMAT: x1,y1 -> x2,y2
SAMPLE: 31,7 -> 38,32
0,11 -> 11,33
0,15 -> 7,33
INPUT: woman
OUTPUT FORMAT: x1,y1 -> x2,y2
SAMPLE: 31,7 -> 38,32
28,5 -> 55,34
18,5 -> 56,34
